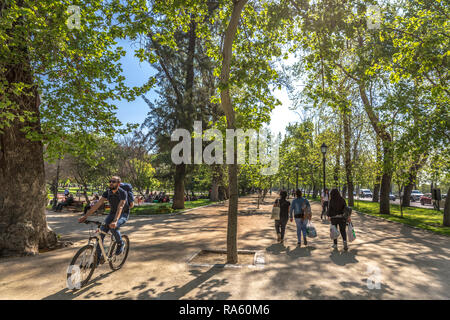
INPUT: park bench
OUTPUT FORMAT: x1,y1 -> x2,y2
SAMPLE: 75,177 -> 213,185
65,200 -> 85,212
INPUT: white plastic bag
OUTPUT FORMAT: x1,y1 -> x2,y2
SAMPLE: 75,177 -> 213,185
347,222 -> 356,242
306,221 -> 317,238
330,225 -> 340,240
271,206 -> 280,220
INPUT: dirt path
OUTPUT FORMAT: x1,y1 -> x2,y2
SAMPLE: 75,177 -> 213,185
0,195 -> 449,299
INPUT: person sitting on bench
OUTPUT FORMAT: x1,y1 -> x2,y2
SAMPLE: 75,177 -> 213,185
83,194 -> 100,215
55,193 -> 74,212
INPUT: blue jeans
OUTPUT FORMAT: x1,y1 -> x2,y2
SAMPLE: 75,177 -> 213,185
295,218 -> 307,242
96,213 -> 128,260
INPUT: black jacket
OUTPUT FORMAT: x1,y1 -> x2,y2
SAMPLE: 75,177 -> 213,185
328,198 -> 346,218
275,198 -> 290,220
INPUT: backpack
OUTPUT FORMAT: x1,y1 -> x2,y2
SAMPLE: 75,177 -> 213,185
343,206 -> 352,219
120,183 -> 134,206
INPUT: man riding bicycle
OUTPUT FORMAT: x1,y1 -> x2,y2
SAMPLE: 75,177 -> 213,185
78,176 -> 131,264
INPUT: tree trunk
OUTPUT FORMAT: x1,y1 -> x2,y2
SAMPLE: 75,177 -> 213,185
443,187 -> 450,227
372,136 -> 381,202
403,181 -> 413,207
52,157 -> 61,209
0,45 -> 57,256
334,130 -> 341,189
359,84 -> 392,214
343,107 -> 354,206
210,178 -> 219,201
219,0 -> 247,264
82,183 -> 90,204
172,163 -> 186,209
379,143 -> 392,215
210,164 -> 220,201
312,185 -> 318,198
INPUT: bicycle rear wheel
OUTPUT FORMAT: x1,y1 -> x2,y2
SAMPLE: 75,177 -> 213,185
109,235 -> 130,271
67,244 -> 97,289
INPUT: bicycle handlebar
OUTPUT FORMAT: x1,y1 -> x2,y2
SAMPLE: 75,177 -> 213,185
84,220 -> 102,227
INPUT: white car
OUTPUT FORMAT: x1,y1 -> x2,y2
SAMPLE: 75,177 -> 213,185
360,189 -> 373,198
410,190 -> 424,202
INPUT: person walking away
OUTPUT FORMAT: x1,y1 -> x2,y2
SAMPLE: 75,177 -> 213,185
321,188 -> 329,220
273,190 -> 290,244
289,189 -> 311,246
328,188 -> 349,250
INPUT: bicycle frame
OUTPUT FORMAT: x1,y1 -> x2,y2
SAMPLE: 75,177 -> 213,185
87,226 -> 115,263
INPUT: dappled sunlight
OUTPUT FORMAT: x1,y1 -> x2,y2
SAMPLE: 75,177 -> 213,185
1,195 -> 449,299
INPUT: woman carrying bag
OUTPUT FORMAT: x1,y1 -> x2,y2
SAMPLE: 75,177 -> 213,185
272,190 -> 290,244
328,189 -> 350,251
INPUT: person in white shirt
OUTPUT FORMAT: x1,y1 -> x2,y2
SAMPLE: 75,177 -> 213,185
321,188 -> 329,220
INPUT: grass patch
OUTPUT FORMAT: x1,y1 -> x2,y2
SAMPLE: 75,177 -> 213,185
350,200 -> 450,236
129,199 -> 215,215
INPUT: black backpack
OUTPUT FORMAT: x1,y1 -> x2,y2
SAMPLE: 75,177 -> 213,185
120,183 -> 134,206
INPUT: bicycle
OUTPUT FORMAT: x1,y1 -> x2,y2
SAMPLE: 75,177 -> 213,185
66,220 -> 130,289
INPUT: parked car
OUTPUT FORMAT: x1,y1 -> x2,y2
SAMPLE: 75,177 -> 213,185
360,189 -> 373,198
410,190 -> 424,202
420,193 -> 432,206
389,193 -> 396,201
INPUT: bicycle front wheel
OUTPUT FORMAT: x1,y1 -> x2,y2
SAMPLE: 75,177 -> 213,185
109,235 -> 130,271
67,244 -> 97,290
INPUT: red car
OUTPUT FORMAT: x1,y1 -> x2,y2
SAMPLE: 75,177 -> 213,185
420,193 -> 432,205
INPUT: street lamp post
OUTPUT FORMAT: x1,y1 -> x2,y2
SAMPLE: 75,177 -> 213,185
321,143 -> 328,193
295,164 -> 299,190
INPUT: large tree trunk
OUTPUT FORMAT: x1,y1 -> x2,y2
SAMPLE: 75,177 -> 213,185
210,164 -> 220,201
359,84 -> 392,214
403,180 -> 414,207
172,163 -> 186,209
379,143 -> 393,214
219,0 -> 247,264
0,46 -> 57,256
51,157 -> 61,209
210,178 -> 219,202
403,158 -> 427,206
372,136 -> 381,202
443,187 -> 450,227
334,129 -> 341,189
343,107 -> 354,206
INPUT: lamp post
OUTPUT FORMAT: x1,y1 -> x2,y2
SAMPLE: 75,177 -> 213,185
321,143 -> 328,192
295,164 -> 299,190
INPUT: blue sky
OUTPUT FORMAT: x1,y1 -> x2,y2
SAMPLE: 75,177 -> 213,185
113,39 -> 299,136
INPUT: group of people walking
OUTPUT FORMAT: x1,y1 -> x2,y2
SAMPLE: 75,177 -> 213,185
273,188 -> 352,251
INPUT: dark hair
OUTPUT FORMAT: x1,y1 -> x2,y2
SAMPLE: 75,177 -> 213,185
296,189 -> 302,198
280,190 -> 287,200
330,188 -> 345,209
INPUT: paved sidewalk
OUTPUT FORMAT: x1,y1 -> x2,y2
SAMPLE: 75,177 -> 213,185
0,195 -> 449,299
